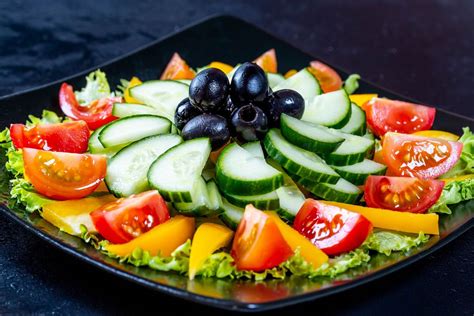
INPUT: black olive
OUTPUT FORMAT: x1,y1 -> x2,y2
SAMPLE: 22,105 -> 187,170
264,89 -> 305,126
189,68 -> 229,112
216,96 -> 239,121
181,114 -> 230,150
174,98 -> 203,130
231,104 -> 268,141
230,62 -> 269,105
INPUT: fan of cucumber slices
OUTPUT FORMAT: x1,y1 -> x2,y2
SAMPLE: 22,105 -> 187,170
4,50 -> 472,280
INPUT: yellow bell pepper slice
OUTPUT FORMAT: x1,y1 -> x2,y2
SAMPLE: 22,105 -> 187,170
320,201 -> 439,235
349,94 -> 378,107
441,174 -> 474,184
284,69 -> 298,78
42,194 -> 116,235
413,130 -> 459,141
188,223 -> 234,280
266,212 -> 328,269
208,61 -> 234,74
124,76 -> 143,103
105,216 -> 195,257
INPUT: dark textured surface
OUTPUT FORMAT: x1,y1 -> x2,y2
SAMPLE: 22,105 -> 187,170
0,0 -> 473,314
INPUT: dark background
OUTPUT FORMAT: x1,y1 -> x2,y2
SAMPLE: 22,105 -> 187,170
0,0 -> 473,314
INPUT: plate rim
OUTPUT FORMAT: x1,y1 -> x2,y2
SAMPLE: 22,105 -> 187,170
0,14 -> 472,312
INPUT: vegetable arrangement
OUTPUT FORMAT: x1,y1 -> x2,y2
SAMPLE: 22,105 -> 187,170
1,49 -> 473,281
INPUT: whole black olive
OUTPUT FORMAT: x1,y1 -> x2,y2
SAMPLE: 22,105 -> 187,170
189,68 -> 229,112
174,98 -> 203,130
216,96 -> 239,121
265,89 -> 304,126
230,62 -> 269,104
181,114 -> 230,150
231,104 -> 269,141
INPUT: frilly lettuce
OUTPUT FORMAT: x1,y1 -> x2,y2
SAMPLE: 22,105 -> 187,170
75,69 -> 111,105
362,230 -> 429,256
441,127 -> 474,178
26,110 -> 63,126
429,178 -> 474,214
343,74 -> 361,95
10,178 -> 52,212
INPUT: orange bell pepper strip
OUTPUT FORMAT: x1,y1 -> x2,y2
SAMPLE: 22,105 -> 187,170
413,130 -> 459,141
208,61 -> 234,74
349,94 -> 378,107
441,174 -> 474,184
319,201 -> 439,235
188,223 -> 234,280
124,77 -> 143,104
105,215 -> 195,257
284,69 -> 297,78
266,211 -> 329,269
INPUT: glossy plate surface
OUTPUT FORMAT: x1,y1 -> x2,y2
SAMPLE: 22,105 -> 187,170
0,15 -> 472,312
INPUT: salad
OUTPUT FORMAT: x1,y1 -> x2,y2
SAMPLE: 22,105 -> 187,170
1,49 -> 473,281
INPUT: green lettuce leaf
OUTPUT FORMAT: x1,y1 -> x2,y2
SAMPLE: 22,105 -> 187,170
75,69 -> 111,105
363,230 -> 429,256
115,78 -> 130,96
10,178 -> 52,212
441,127 -> 474,178
429,178 -> 474,214
26,110 -> 63,126
343,74 -> 361,94
0,128 -> 24,176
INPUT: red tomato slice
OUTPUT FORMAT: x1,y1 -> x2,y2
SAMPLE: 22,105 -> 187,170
10,121 -> 89,153
59,83 -> 121,130
294,200 -> 372,256
308,61 -> 342,93
382,132 -> 462,179
362,98 -> 436,137
90,191 -> 170,244
160,53 -> 195,80
364,176 -> 444,213
253,49 -> 278,73
231,205 -> 293,271
23,148 -> 106,200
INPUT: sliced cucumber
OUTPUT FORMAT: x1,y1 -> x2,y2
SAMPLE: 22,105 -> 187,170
129,80 -> 188,121
302,89 -> 351,128
264,129 -> 340,184
148,138 -> 211,202
290,173 -> 362,204
276,185 -> 305,222
176,79 -> 191,85
338,103 -> 366,136
323,132 -> 374,166
241,141 -> 265,158
98,115 -> 171,148
267,73 -> 285,89
88,125 -> 122,157
218,198 -> 244,230
112,102 -> 159,118
173,177 -> 210,216
226,64 -> 240,81
216,143 -> 283,196
206,180 -> 223,216
105,134 -> 182,197
224,189 -> 279,210
332,159 -> 386,185
274,68 -> 322,103
280,114 -> 344,153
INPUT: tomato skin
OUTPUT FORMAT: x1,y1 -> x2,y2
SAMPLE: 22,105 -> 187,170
364,176 -> 444,213
308,61 -> 342,93
90,191 -> 170,244
10,121 -> 89,153
23,148 -> 106,200
294,200 -> 372,256
253,49 -> 278,73
231,205 -> 293,271
382,132 -> 463,179
362,98 -> 436,137
59,83 -> 121,130
160,53 -> 195,80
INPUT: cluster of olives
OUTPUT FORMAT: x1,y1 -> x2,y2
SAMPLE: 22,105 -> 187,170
175,62 -> 304,150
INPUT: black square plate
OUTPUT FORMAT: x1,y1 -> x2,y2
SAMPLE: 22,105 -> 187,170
0,15 -> 472,312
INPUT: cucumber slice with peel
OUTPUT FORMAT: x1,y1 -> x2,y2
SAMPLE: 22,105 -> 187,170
112,103 -> 159,118
148,138 -> 211,203
267,73 -> 285,89
274,68 -> 322,103
173,177 -> 210,216
216,143 -> 283,196
105,134 -> 182,197
302,89 -> 351,128
322,131 -> 375,166
338,103 -> 366,136
332,159 -> 386,185
276,185 -> 306,222
264,129 -> 340,184
218,197 -> 244,230
88,124 -> 122,157
242,141 -> 265,158
224,190 -> 280,210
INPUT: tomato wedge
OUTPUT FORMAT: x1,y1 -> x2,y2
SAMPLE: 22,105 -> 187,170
253,49 -> 277,73
364,176 -> 444,213
160,52 -> 195,80
23,148 -> 106,200
294,200 -> 372,256
90,190 -> 170,244
231,205 -> 293,271
59,83 -> 121,130
308,61 -> 342,93
362,98 -> 436,137
382,132 -> 463,179
10,121 -> 89,153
